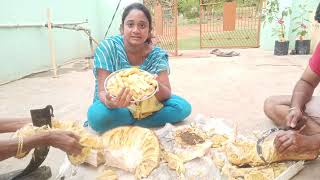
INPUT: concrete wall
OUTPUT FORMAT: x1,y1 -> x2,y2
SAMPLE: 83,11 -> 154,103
0,0 -> 141,84
259,0 -> 293,50
96,0 -> 143,40
260,0 -> 320,52
287,0 -> 320,52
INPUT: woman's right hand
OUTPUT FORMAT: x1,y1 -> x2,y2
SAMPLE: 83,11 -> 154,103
47,131 -> 82,155
102,88 -> 132,108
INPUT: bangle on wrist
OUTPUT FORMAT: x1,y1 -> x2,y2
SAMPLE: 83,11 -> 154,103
289,107 -> 296,111
289,107 -> 302,113
15,135 -> 27,159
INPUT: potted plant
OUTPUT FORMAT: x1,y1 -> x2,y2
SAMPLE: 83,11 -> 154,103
291,4 -> 313,55
261,0 -> 292,56
223,0 -> 237,31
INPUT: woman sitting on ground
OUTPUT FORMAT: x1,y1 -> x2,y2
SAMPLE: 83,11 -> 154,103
87,3 -> 192,133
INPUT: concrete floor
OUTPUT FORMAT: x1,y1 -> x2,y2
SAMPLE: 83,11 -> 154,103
0,48 -> 319,179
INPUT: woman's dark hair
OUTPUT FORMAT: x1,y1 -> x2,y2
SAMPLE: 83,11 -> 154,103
315,2 -> 320,23
121,3 -> 153,32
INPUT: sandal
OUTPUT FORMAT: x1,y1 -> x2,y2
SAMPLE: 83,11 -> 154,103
209,49 -> 221,55
225,51 -> 240,56
210,49 -> 233,57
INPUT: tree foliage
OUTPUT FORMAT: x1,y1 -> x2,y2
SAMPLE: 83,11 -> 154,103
178,0 -> 200,19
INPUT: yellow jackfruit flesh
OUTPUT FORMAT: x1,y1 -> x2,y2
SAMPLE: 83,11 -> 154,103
17,120 -> 103,165
225,139 -> 317,167
223,162 -> 288,180
102,126 -> 160,179
161,151 -> 185,175
96,169 -> 117,180
106,68 -> 158,102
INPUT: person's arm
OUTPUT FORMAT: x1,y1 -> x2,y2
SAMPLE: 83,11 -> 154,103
0,131 -> 82,161
0,118 -> 31,133
97,68 -> 111,105
287,66 -> 320,128
155,71 -> 171,102
0,132 -> 49,161
291,66 -> 320,110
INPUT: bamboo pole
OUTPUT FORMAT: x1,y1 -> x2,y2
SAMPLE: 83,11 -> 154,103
47,8 -> 58,78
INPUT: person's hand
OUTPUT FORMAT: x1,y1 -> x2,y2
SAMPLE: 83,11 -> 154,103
48,131 -> 82,155
286,107 -> 304,129
104,88 -> 132,108
274,130 -> 319,155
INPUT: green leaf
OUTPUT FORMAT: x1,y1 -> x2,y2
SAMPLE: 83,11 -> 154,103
292,27 -> 299,32
282,11 -> 288,17
300,31 -> 307,36
291,16 -> 300,21
305,19 -> 311,23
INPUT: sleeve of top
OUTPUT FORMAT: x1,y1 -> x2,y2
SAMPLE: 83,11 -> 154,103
155,50 -> 170,74
93,39 -> 116,73
309,42 -> 320,76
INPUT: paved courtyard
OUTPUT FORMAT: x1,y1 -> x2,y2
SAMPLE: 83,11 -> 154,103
0,48 -> 319,179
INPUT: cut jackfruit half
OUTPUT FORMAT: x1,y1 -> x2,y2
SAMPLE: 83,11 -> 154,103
105,68 -> 158,102
102,126 -> 160,179
225,138 -> 318,166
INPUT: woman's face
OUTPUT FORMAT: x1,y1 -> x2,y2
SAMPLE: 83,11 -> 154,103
122,9 -> 150,46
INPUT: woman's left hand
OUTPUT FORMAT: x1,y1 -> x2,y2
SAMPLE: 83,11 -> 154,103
154,71 -> 171,101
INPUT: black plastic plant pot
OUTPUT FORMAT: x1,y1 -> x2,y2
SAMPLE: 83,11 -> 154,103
295,40 -> 311,55
274,41 -> 289,56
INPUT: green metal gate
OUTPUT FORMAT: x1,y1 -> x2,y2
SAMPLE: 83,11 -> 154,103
144,0 -> 178,55
200,0 -> 262,48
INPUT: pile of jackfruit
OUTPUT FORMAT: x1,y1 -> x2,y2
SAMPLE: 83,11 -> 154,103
105,68 -> 158,102
16,120 -> 160,179
16,119 -> 318,180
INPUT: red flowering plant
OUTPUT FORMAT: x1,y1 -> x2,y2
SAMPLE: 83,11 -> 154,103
261,0 -> 292,42
291,4 -> 313,40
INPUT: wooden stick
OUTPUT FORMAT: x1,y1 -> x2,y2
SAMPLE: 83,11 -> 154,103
47,8 -> 58,78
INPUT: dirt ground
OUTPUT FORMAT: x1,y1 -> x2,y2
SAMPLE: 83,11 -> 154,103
0,48 -> 320,179
178,24 -> 199,39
